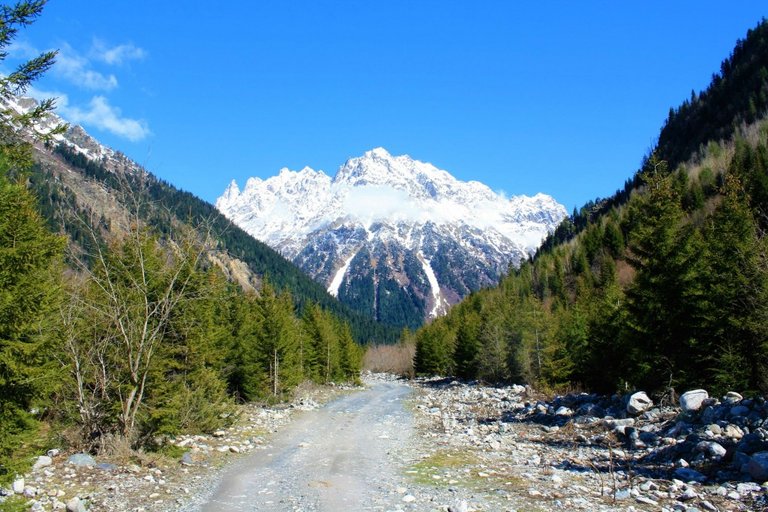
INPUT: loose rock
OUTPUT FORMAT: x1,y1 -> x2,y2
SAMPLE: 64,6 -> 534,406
680,389 -> 709,413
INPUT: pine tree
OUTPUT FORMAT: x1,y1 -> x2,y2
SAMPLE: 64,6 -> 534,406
0,0 -> 66,482
0,157 -> 64,480
624,164 -> 709,390
303,304 -> 340,384
703,174 -> 768,393
254,283 -> 302,398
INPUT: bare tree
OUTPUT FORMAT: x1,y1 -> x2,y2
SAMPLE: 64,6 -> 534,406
62,175 -> 212,442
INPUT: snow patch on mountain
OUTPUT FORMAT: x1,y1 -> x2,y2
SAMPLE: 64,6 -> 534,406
419,252 -> 447,319
328,252 -> 357,298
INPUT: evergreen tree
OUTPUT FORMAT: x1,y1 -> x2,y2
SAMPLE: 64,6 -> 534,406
452,306 -> 481,379
0,157 -> 64,480
303,304 -> 341,383
703,175 -> 768,393
623,165 -> 709,390
254,283 -> 302,398
144,267 -> 234,435
0,0 -> 66,482
413,319 -> 454,376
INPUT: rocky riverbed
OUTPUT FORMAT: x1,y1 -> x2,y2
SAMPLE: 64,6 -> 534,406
410,378 -> 768,511
2,375 -> 767,511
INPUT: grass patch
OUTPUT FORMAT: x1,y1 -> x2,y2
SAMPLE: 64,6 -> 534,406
407,448 -> 527,497
0,495 -> 29,512
407,449 -> 479,486
156,443 -> 187,459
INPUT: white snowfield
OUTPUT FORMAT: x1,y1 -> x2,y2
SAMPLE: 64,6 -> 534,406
216,147 -> 566,259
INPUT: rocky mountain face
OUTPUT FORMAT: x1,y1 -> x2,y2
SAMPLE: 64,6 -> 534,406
216,148 -> 567,328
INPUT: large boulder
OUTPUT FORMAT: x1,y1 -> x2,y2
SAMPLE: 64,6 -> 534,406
746,451 -> 768,482
680,389 -> 709,413
627,391 -> 653,415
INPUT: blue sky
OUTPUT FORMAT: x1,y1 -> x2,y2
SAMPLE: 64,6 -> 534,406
10,1 -> 767,211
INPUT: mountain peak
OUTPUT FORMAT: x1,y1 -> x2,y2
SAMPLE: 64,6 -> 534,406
216,149 -> 567,326
364,147 -> 393,159
223,179 -> 240,199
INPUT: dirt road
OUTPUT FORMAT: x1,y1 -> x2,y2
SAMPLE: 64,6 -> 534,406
196,380 -> 416,511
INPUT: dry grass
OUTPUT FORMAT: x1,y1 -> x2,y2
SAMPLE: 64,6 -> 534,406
363,343 -> 415,377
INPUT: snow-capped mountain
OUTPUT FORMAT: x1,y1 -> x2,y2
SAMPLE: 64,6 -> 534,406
216,148 -> 567,328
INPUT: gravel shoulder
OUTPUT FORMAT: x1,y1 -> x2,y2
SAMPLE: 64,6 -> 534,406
6,374 -> 768,512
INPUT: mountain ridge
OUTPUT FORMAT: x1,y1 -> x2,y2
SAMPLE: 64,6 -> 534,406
217,148 -> 567,328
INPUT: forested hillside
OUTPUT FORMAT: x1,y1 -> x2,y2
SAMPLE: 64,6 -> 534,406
414,18 -> 768,396
0,1 -> 366,484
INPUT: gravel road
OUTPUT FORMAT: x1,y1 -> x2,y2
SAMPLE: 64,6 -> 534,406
195,380 -> 417,511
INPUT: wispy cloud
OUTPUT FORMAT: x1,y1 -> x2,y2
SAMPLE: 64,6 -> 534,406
90,39 -> 146,66
29,87 -> 151,142
62,95 -> 150,141
7,40 -> 40,60
20,39 -> 151,142
55,43 -> 118,90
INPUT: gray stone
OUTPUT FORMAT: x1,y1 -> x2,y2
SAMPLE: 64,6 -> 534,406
554,406 -> 573,416
32,455 -> 52,470
680,389 -> 709,413
627,391 -> 653,415
737,430 -> 768,455
746,451 -> 768,481
677,487 -> 698,501
635,495 -> 658,506
724,424 -> 745,440
11,477 -> 24,494
66,497 -> 86,512
723,391 -> 743,404
614,488 -> 631,500
733,450 -> 751,471
67,453 -> 95,467
706,424 -> 721,436
181,451 -> 194,466
604,418 -> 635,429
674,467 -> 707,483
730,405 -> 750,417
448,501 -> 468,512
696,441 -> 726,459
736,481 -> 762,493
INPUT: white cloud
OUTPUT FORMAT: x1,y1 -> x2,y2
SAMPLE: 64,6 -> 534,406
26,85 -> 69,106
342,185 -> 428,227
61,95 -> 150,141
54,43 -> 118,91
26,88 -> 151,142
7,40 -> 40,60
91,39 -> 146,65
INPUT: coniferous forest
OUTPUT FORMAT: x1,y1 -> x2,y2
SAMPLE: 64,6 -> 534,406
414,19 -> 768,396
